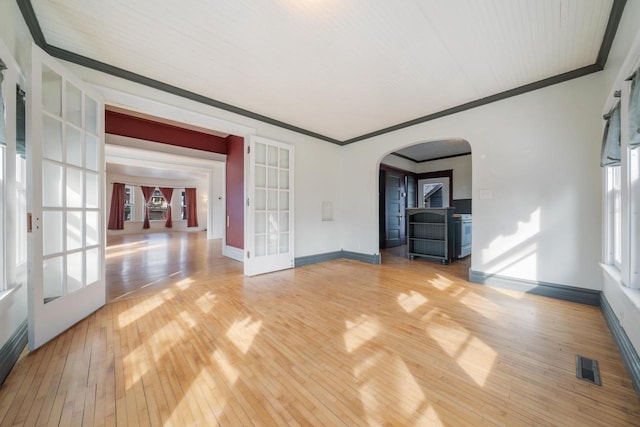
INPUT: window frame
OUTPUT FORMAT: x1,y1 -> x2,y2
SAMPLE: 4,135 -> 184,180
180,189 -> 187,221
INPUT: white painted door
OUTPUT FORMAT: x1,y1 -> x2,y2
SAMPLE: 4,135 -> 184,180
27,45 -> 105,350
244,135 -> 294,276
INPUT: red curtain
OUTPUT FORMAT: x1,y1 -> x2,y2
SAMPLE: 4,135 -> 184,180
185,188 -> 198,227
107,183 -> 125,230
159,187 -> 174,228
141,186 -> 155,229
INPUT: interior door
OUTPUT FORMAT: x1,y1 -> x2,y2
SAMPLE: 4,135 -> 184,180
244,135 -> 294,276
27,44 -> 105,350
385,172 -> 405,248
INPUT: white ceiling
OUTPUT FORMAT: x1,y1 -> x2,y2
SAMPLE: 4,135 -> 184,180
105,162 -> 207,182
32,0 -> 614,141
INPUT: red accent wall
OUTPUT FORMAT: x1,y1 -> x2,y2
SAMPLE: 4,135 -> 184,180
226,135 -> 244,249
105,110 -> 227,154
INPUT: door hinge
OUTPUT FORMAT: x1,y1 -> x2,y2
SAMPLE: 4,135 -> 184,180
247,251 -> 250,259
247,146 -> 251,154
247,198 -> 250,207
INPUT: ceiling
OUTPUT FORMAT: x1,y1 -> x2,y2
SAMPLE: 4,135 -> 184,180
27,0 -> 619,143
105,162 -> 207,182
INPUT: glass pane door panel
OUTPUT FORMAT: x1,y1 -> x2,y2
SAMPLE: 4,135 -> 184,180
86,247 -> 100,285
255,235 -> 266,257
42,162 -> 63,207
66,211 -> 83,251
42,65 -> 62,116
255,142 -> 266,165
66,125 -> 83,167
43,211 -> 63,256
279,192 -> 289,211
268,234 -> 278,255
42,116 -> 62,161
85,134 -> 98,171
268,168 -> 278,188
43,256 -> 63,301
268,146 -> 278,167
280,213 -> 289,232
268,212 -> 278,234
267,190 -> 277,210
255,212 -> 266,234
85,95 -> 98,135
85,172 -> 99,208
67,251 -> 83,293
66,168 -> 83,208
85,211 -> 99,246
279,149 -> 289,169
65,83 -> 82,127
280,170 -> 289,189
279,234 -> 289,253
255,166 -> 266,187
255,189 -> 266,210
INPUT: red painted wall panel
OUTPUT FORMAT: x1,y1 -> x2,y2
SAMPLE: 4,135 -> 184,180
225,135 -> 244,249
105,110 -> 227,154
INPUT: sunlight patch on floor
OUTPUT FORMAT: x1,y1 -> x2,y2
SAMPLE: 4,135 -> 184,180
430,274 -> 454,291
456,336 -> 497,387
397,290 -> 428,313
344,315 -> 379,353
225,317 -> 262,354
175,277 -> 194,290
123,345 -> 149,391
213,349 -> 239,385
461,291 -> 501,320
427,317 -> 470,358
195,292 -> 217,313
118,294 -> 164,328
106,243 -> 167,259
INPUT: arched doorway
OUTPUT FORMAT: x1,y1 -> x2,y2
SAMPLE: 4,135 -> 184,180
378,138 -> 472,268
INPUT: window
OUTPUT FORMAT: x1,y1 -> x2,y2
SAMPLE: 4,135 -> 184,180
180,190 -> 187,220
124,185 -> 134,221
0,143 -> 5,291
148,188 -> 168,221
607,166 -> 622,268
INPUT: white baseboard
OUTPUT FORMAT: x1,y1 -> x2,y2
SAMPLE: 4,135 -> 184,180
223,245 -> 244,263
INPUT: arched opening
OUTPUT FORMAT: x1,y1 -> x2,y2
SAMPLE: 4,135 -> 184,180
378,138 -> 472,271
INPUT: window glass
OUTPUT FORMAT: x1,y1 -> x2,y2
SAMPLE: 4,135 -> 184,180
149,188 -> 168,220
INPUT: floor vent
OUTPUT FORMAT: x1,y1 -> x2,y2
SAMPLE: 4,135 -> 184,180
576,355 -> 601,386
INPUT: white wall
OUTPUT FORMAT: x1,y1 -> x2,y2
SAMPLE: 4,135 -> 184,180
105,172 -> 212,236
339,71 -> 606,289
417,154 -> 472,200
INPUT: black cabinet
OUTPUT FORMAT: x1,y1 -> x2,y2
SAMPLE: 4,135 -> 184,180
407,208 -> 455,264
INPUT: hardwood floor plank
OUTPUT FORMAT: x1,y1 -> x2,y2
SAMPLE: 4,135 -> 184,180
0,233 -> 638,426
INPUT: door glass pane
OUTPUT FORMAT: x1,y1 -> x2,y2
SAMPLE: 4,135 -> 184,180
267,233 -> 278,255
279,233 -> 289,254
255,235 -> 266,257
67,251 -> 83,294
280,170 -> 289,190
42,116 -> 62,161
42,65 -> 62,117
85,134 -> 98,171
66,168 -> 83,208
255,142 -> 266,165
43,162 -> 63,207
66,125 -> 82,167
43,211 -> 63,255
255,166 -> 266,188
65,83 -> 82,127
85,172 -> 99,208
66,211 -> 83,251
86,247 -> 100,285
268,146 -> 278,167
279,191 -> 289,211
268,212 -> 278,234
267,190 -> 278,211
255,212 -> 266,234
255,189 -> 266,210
85,95 -> 98,135
279,149 -> 289,169
268,167 -> 278,189
280,213 -> 289,232
86,211 -> 99,246
43,256 -> 63,302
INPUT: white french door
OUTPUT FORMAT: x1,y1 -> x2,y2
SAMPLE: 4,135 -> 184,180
27,44 -> 105,350
244,135 -> 294,276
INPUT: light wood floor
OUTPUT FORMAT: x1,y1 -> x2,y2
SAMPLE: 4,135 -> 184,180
1,233 -> 638,426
